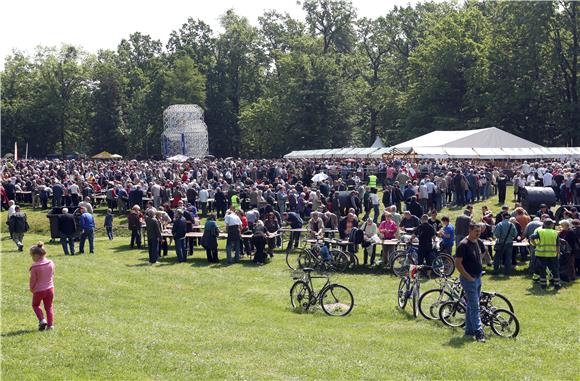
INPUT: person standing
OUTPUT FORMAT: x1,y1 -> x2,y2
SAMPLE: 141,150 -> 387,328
252,220 -> 268,265
145,209 -> 162,264
198,187 -> 209,217
128,205 -> 143,249
454,222 -> 487,342
8,205 -> 29,251
78,206 -> 95,254
413,214 -> 436,266
29,242 -> 55,331
202,214 -> 220,263
455,209 -> 472,247
52,180 -> 64,208
224,210 -> 242,264
439,216 -> 455,255
496,173 -> 508,204
492,213 -> 518,275
283,211 -> 304,253
529,219 -> 561,290
58,208 -> 76,255
172,209 -> 187,263
104,209 -> 114,240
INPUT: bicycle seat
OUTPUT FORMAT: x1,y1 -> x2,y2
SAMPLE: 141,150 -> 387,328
302,267 -> 315,273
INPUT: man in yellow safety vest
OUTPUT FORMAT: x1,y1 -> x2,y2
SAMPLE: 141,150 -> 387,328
529,219 -> 561,290
368,174 -> 377,191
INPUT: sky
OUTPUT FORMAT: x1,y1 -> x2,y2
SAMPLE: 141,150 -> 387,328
0,0 -> 422,70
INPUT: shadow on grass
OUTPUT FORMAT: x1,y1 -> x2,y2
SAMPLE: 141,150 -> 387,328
1,329 -> 37,337
444,335 -> 473,348
395,307 -> 416,321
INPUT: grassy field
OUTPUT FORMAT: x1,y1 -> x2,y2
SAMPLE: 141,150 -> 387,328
1,188 -> 579,380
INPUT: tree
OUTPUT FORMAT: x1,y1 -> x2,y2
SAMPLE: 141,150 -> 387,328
302,0 -> 357,54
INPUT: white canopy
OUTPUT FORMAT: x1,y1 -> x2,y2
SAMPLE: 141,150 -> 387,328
167,154 -> 189,162
370,136 -> 385,148
394,127 -> 541,150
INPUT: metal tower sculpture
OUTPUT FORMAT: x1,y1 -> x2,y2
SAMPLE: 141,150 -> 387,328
161,104 -> 209,158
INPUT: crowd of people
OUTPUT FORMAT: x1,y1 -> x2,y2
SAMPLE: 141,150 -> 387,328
3,156 -> 580,338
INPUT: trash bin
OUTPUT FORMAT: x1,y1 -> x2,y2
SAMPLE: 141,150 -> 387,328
47,207 -> 79,240
521,187 -> 557,215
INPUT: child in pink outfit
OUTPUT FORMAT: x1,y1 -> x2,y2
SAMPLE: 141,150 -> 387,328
29,241 -> 55,331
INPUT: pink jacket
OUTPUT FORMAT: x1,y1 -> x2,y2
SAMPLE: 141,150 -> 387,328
379,220 -> 398,239
29,259 -> 55,293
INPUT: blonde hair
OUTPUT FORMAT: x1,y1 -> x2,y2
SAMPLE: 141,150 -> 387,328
30,241 -> 47,257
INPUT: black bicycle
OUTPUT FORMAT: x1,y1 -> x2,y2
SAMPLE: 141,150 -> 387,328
288,240 -> 349,272
439,290 -> 519,338
290,268 -> 354,316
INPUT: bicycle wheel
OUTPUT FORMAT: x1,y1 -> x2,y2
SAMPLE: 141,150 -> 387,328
397,277 -> 409,309
418,289 -> 454,320
320,284 -> 354,316
331,250 -> 349,272
439,301 -> 466,328
412,283 -> 420,318
297,249 -> 316,270
290,281 -> 312,312
392,253 -> 416,277
487,292 -> 515,313
490,309 -> 520,338
432,254 -> 455,277
286,249 -> 301,270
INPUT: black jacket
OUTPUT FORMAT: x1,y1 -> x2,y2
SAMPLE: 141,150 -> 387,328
58,213 -> 76,235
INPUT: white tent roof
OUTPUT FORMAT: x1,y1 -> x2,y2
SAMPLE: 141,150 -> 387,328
370,136 -> 385,148
412,147 -> 449,158
443,147 -> 479,159
394,127 -> 541,149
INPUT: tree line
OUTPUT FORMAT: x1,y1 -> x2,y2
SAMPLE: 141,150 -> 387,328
1,0 -> 578,159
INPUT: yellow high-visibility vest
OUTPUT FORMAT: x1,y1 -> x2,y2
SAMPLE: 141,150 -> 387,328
231,194 -> 240,209
532,228 -> 559,257
368,175 -> 377,189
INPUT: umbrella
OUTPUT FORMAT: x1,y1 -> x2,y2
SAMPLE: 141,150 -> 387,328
311,173 -> 329,182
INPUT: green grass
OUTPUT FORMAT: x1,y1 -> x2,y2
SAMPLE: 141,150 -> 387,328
1,188 -> 579,380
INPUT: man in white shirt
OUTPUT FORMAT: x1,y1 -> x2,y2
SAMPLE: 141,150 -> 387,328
69,182 -> 80,205
224,210 -> 242,264
370,190 -> 380,223
151,182 -> 162,208
543,171 -> 553,187
198,188 -> 209,216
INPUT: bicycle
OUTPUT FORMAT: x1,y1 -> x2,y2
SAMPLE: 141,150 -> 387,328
418,275 -> 463,320
391,240 -> 455,278
439,290 -> 519,338
290,268 -> 354,316
397,264 -> 433,318
288,239 -> 349,272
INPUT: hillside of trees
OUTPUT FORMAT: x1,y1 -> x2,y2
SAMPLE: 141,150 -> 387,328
1,0 -> 578,159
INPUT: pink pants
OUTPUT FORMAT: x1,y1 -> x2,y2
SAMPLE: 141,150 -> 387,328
32,288 -> 54,326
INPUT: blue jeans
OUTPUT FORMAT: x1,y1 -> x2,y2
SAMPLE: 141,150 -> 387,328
175,238 -> 186,262
460,275 -> 482,336
61,234 -> 75,255
79,229 -> 94,253
373,204 -> 380,223
226,240 -> 241,263
494,243 -> 513,275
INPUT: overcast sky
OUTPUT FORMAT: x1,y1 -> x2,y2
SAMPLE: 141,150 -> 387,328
1,0 -> 423,69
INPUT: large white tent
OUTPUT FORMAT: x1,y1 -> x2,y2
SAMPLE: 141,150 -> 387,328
393,127 -> 541,150
283,127 -> 580,160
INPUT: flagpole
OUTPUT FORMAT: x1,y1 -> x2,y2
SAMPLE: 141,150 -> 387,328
25,142 -> 28,160
14,142 -> 18,161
